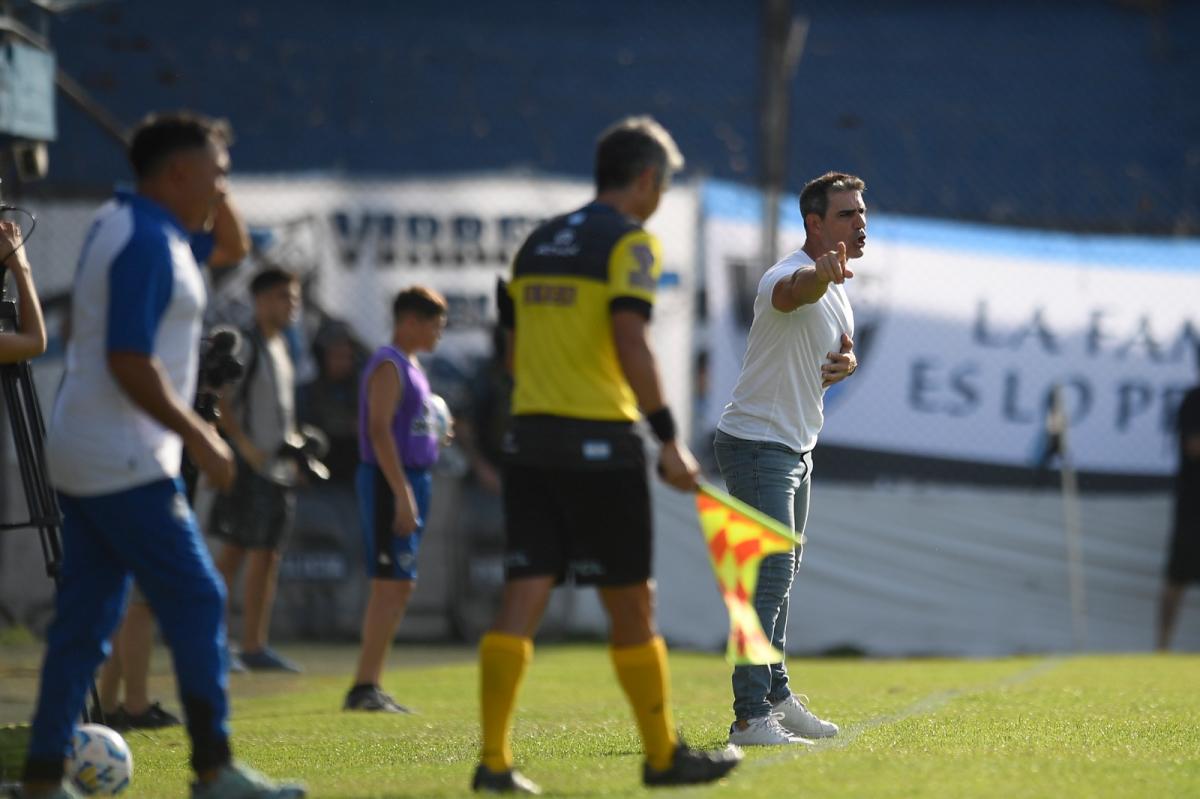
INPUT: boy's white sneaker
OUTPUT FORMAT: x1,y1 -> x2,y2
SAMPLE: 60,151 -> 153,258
772,693 -> 838,739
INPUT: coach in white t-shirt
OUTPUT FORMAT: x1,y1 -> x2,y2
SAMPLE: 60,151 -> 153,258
715,172 -> 865,748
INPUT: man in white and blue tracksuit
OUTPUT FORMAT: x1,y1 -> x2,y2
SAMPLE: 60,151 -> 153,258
21,112 -> 303,799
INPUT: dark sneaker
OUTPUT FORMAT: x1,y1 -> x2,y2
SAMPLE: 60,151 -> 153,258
643,742 -> 743,787
471,764 -> 542,794
343,685 -> 412,713
124,702 -> 182,730
239,648 -> 302,673
87,703 -> 130,731
190,762 -> 305,798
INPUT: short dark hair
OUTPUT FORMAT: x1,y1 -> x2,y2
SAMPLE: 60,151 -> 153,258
594,115 -> 685,193
249,267 -> 298,296
128,111 -> 232,179
799,172 -> 866,227
393,286 -> 448,320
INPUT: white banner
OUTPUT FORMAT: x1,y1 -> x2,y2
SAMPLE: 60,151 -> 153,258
22,175 -> 698,438
230,174 -> 699,438
702,181 -> 1200,477
26,176 -> 1198,476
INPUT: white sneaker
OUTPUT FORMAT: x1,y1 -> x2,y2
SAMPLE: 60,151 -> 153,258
728,712 -> 813,746
772,693 -> 838,738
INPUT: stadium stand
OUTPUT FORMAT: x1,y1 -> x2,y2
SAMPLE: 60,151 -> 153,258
37,0 -> 1200,234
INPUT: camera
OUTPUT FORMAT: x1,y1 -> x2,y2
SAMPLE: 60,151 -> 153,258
194,327 -> 244,422
262,424 -> 331,487
183,327 -> 245,500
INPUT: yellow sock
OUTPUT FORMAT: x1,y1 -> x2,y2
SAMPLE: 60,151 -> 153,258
610,636 -> 679,771
479,632 -> 533,773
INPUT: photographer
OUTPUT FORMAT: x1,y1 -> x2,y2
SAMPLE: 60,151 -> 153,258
21,112 -> 303,799
0,219 -> 46,363
209,267 -> 304,673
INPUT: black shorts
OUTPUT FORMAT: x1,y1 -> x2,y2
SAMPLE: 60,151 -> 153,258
503,461 -> 652,587
208,458 -> 295,550
1166,497 -> 1200,584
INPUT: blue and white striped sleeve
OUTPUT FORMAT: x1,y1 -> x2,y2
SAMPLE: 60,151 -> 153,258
106,232 -> 174,355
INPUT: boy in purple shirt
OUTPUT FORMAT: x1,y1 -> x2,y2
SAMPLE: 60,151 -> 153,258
344,286 -> 448,712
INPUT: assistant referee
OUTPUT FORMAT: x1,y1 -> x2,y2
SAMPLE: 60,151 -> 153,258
472,116 -> 741,794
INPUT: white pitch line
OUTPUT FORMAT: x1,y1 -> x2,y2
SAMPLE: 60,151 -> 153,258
792,657 -> 1064,758
685,656 -> 1066,793
768,657 -> 1064,763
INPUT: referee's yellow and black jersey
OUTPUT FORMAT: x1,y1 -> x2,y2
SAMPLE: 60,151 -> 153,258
507,201 -> 661,422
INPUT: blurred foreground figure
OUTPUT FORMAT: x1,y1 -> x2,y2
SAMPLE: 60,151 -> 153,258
472,116 -> 741,794
0,219 -> 47,363
21,111 -> 303,799
92,190 -> 247,727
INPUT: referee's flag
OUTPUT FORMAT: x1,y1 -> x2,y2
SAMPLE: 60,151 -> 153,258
696,484 -> 803,665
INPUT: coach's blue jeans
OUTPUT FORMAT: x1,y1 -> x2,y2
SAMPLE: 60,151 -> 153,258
713,429 -> 812,721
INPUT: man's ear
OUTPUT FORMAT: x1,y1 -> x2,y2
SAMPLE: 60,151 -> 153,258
638,164 -> 660,192
805,212 -> 822,237
162,152 -> 190,187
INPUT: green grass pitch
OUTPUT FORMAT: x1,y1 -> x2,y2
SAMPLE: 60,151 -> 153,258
2,643 -> 1198,797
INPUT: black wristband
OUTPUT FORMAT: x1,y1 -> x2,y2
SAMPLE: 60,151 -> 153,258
646,407 -> 676,443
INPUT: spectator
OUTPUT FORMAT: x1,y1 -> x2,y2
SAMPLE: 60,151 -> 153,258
211,268 -> 305,673
1157,347 -> 1200,650
300,321 -> 366,484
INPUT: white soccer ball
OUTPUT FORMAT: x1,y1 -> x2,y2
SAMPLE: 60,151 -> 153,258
429,393 -> 453,444
65,724 -> 132,796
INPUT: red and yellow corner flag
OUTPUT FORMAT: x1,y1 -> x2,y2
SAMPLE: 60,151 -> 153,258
696,483 -> 803,665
